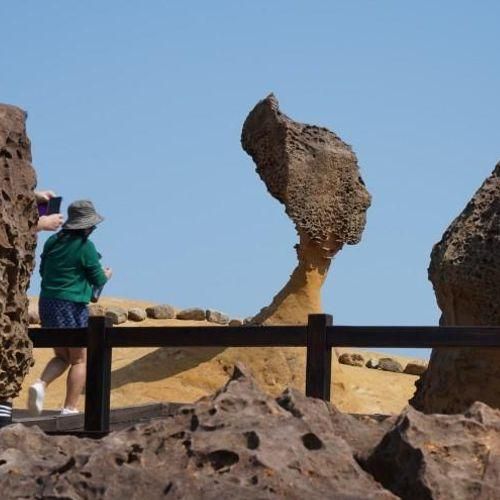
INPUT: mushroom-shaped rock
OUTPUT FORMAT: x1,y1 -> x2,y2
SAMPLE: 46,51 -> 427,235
0,104 -> 38,401
411,162 -> 500,413
241,94 -> 371,324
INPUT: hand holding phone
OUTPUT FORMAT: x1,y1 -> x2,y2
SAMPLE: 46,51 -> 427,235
38,196 -> 62,216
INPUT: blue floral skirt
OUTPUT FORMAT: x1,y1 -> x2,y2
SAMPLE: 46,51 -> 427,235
39,297 -> 89,328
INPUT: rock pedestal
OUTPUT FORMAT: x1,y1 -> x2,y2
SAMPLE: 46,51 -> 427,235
0,104 -> 38,401
241,94 -> 371,325
411,163 -> 500,413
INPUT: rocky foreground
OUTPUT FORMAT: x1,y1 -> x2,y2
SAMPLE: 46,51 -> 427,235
2,366 -> 500,499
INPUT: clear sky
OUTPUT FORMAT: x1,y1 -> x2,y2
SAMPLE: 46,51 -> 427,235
1,2 -> 498,359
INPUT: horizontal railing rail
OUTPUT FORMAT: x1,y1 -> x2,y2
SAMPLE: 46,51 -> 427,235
27,314 -> 500,434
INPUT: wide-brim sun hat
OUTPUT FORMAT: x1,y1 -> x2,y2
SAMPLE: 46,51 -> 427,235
63,200 -> 104,230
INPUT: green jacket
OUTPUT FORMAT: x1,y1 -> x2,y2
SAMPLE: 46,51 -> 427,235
40,233 -> 107,304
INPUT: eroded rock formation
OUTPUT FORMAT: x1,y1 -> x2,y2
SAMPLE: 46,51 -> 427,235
241,94 -> 371,324
0,104 -> 37,400
4,366 -> 500,499
0,366 -> 396,499
411,162 -> 500,413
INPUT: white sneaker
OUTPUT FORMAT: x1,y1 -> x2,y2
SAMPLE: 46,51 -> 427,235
28,382 -> 45,416
60,407 -> 79,416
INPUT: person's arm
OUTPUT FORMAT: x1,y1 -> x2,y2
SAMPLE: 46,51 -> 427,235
37,214 -> 63,232
81,241 -> 108,286
36,190 -> 63,232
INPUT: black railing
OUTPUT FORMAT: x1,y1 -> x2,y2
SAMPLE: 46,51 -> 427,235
28,314 -> 500,433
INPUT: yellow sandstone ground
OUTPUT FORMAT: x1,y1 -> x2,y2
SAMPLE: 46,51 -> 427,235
17,297 -> 422,415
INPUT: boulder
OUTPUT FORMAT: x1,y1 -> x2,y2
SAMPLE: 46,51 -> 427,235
377,358 -> 403,373
205,309 -> 230,325
366,358 -> 379,369
0,366 -> 396,499
176,307 -> 206,321
145,304 -> 175,320
229,319 -> 243,327
411,162 -> 500,413
128,307 -> 146,322
0,104 -> 38,401
363,402 -> 500,499
87,303 -> 105,317
404,362 -> 427,376
105,306 -> 127,325
28,308 -> 40,325
338,352 -> 365,367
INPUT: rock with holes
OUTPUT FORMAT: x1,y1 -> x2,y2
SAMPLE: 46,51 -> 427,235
105,307 -> 127,325
411,163 -> 500,413
176,308 -> 206,321
127,308 -> 146,322
242,94 -> 371,325
363,402 -> 500,499
145,304 -> 175,320
338,352 -> 365,367
205,309 -> 230,325
0,104 -> 38,401
0,365 -> 396,499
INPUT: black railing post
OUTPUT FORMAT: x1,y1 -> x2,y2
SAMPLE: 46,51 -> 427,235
84,315 -> 113,433
306,314 -> 333,401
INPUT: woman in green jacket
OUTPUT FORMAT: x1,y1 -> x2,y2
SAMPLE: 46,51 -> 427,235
28,200 -> 112,416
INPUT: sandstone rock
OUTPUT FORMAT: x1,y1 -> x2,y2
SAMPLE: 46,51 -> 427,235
0,104 -> 38,401
0,366 -> 396,499
128,307 -> 146,322
411,162 -> 500,413
145,304 -> 175,320
228,319 -> 243,327
27,308 -> 40,325
205,309 -> 230,325
338,352 -> 365,367
87,303 -> 105,317
176,307 -> 206,321
364,402 -> 500,499
243,317 -> 253,325
366,358 -> 379,369
377,358 -> 403,373
242,94 -> 371,325
404,362 -> 427,376
105,306 -> 127,325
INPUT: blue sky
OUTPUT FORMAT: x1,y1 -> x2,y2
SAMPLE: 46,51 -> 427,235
1,2 -> 498,359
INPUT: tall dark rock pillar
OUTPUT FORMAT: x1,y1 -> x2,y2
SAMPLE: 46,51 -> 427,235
0,104 -> 38,401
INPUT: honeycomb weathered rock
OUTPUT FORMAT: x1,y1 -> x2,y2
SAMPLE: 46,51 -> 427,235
241,94 -> 371,324
411,162 -> 500,413
0,104 -> 38,400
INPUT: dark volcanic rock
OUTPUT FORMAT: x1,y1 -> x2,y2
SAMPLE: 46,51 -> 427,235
363,402 -> 500,499
0,104 -> 38,401
0,366 -> 395,499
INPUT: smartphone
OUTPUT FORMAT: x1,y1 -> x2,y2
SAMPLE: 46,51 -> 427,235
46,196 -> 62,215
38,196 -> 62,216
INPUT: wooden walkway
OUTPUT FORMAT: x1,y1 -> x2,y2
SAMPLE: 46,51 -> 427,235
13,402 -> 182,435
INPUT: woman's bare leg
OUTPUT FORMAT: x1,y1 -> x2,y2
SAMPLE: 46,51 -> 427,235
39,348 -> 70,387
63,348 -> 86,410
